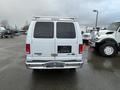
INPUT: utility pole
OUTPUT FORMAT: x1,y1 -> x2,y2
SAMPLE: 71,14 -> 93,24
93,10 -> 99,28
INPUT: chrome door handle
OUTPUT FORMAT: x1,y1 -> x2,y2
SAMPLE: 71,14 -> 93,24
34,53 -> 42,55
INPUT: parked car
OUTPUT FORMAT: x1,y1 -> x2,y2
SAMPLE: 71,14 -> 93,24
25,16 -> 84,70
1,29 -> 14,38
0,27 -> 6,37
90,22 -> 120,57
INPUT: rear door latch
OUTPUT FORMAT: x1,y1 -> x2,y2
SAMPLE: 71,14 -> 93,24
51,53 -> 58,57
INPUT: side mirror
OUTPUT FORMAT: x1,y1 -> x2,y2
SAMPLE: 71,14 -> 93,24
117,28 -> 120,32
119,29 -> 120,32
81,31 -> 84,35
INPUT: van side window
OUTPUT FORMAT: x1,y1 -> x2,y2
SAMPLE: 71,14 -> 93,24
57,22 -> 76,38
34,22 -> 54,38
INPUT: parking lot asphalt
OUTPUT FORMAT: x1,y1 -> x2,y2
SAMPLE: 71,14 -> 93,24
0,35 -> 120,90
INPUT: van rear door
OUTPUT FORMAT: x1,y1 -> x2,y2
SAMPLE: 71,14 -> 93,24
32,22 -> 55,60
55,22 -> 78,60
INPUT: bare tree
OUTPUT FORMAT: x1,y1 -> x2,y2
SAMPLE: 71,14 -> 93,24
1,20 -> 10,29
22,21 -> 29,31
22,25 -> 29,31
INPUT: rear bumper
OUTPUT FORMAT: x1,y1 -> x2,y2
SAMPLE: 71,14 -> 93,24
25,60 -> 83,69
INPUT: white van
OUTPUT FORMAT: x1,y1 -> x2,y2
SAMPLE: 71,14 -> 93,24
25,16 -> 84,70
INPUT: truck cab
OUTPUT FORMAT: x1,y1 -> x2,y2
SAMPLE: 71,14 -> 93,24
90,22 -> 120,57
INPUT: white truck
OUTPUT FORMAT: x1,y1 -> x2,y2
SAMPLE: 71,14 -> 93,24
25,16 -> 84,70
90,22 -> 120,57
82,32 -> 91,44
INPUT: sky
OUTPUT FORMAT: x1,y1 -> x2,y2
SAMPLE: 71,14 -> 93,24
0,0 -> 120,28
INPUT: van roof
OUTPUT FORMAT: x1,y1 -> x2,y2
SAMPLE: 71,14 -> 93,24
32,16 -> 77,22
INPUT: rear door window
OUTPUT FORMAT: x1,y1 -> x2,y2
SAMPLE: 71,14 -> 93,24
34,22 -> 54,38
57,22 -> 76,38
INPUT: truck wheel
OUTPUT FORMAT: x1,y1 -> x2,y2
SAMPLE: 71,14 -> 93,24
95,46 -> 99,52
99,43 -> 118,57
5,36 -> 8,38
10,35 -> 13,38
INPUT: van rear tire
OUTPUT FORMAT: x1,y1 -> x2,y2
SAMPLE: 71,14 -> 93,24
69,68 -> 76,72
33,69 -> 40,73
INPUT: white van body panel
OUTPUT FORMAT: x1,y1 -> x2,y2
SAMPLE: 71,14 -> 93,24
31,22 -> 55,59
55,22 -> 78,60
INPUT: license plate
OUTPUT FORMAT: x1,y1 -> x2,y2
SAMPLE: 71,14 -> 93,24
45,62 -> 64,67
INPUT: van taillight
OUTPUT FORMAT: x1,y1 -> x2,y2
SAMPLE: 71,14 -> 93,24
26,44 -> 30,54
79,44 -> 84,54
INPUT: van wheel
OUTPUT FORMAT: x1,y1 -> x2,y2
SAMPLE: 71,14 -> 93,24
99,43 -> 118,57
69,68 -> 76,72
33,69 -> 39,73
